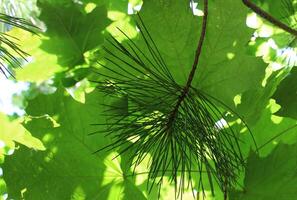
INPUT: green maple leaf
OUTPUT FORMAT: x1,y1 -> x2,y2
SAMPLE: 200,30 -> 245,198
137,0 -> 266,108
195,0 -> 266,107
240,99 -> 297,157
37,0 -> 110,67
2,88 -> 154,199
0,112 -> 45,198
273,67 -> 297,119
230,142 -> 297,200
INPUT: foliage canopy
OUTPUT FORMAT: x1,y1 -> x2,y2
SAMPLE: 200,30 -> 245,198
0,0 -> 297,199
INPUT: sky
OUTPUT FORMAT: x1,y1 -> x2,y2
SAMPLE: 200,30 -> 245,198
0,76 -> 28,115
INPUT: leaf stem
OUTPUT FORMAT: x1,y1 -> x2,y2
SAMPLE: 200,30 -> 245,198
242,0 -> 297,36
168,0 -> 208,122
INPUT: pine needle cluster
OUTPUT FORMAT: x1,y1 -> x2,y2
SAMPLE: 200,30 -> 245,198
92,1 -> 250,198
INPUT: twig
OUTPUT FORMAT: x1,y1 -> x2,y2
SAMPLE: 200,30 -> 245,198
168,0 -> 208,122
242,0 -> 297,36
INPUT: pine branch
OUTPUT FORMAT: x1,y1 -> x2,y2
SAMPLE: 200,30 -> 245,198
242,0 -> 297,36
92,0 -> 250,198
169,0 -> 208,126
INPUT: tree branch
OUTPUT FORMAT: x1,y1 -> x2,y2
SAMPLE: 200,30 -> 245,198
167,0 -> 208,123
242,0 -> 297,36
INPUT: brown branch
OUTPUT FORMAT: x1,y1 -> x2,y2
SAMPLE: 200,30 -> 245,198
242,0 -> 297,36
167,0 -> 208,124
183,0 -> 208,98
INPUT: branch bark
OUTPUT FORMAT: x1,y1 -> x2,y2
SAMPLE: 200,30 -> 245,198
168,0 -> 208,123
242,0 -> 297,36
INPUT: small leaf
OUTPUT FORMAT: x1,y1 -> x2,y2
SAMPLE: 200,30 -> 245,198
0,112 -> 45,151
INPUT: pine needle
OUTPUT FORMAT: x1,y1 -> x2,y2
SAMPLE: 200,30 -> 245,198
0,13 -> 38,78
